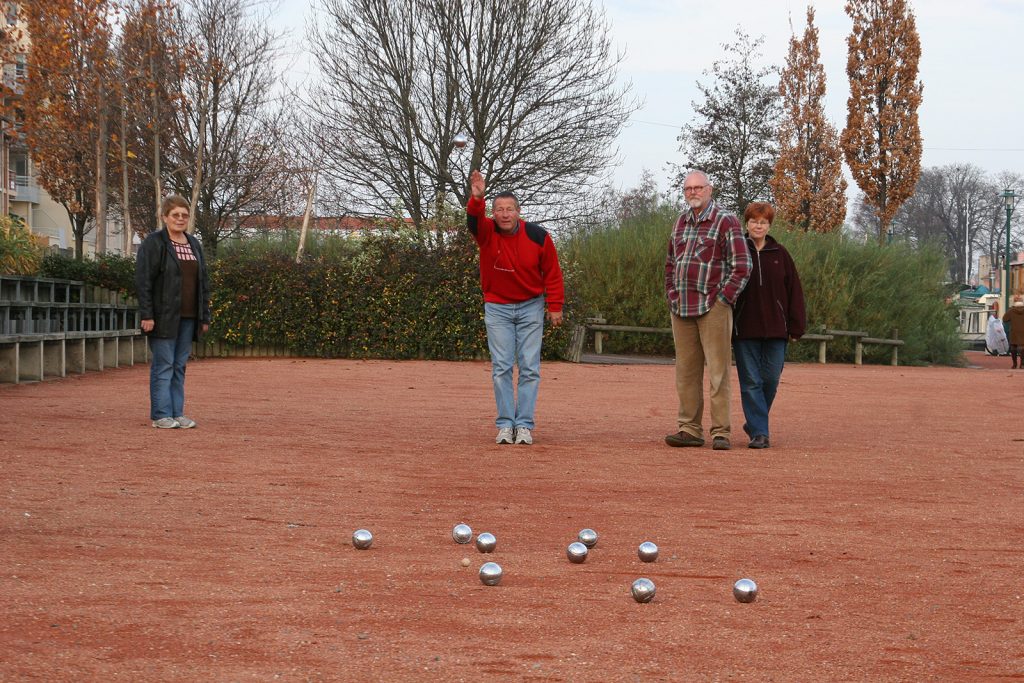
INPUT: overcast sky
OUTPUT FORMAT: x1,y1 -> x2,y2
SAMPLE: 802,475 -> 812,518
273,0 -> 1024,197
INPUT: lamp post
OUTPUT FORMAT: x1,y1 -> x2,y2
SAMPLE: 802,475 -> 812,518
1001,188 -> 1019,315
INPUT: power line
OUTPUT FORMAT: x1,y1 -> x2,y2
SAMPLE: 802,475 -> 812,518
627,118 -> 1024,152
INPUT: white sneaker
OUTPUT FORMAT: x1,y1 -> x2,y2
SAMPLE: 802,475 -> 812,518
152,417 -> 179,429
514,427 -> 533,445
496,427 -> 515,444
174,416 -> 197,429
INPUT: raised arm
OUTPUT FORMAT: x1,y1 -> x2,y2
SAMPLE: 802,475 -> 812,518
470,169 -> 486,200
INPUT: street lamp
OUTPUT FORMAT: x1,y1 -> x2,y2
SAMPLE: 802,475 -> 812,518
1001,188 -> 1019,315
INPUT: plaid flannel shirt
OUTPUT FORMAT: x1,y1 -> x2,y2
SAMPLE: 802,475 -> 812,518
664,201 -> 752,318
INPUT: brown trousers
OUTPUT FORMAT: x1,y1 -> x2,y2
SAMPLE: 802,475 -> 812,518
670,302 -> 733,439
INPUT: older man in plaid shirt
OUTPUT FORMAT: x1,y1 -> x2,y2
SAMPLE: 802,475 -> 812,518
664,171 -> 752,451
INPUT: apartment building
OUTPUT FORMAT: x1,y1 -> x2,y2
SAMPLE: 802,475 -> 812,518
2,1 -> 131,257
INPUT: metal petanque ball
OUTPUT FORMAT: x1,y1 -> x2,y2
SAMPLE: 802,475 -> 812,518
476,532 -> 497,553
479,562 -> 503,586
453,133 -> 468,148
578,528 -> 599,549
637,541 -> 659,563
566,541 -> 589,564
631,578 -> 656,603
733,578 -> 758,603
351,529 -> 373,550
452,523 -> 473,544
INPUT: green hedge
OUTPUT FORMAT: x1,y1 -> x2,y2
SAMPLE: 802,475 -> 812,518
39,252 -> 137,293
208,223 -> 575,360
561,212 -> 963,365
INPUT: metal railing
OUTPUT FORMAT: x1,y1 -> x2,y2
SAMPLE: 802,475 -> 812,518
13,174 -> 40,204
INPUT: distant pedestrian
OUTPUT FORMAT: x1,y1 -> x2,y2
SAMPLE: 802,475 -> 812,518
1002,295 -> 1024,369
732,203 -> 806,449
664,171 -> 752,451
466,170 -> 565,445
135,196 -> 211,429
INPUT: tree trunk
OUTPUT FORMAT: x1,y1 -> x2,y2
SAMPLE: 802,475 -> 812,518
188,107 -> 207,234
95,105 -> 108,254
119,106 -> 133,254
296,173 -> 317,264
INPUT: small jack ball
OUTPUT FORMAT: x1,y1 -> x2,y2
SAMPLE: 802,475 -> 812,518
352,529 -> 373,549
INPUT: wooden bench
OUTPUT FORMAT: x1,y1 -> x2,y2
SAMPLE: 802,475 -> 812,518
797,332 -> 834,364
565,317 -> 672,362
798,328 -> 904,366
567,317 -> 904,367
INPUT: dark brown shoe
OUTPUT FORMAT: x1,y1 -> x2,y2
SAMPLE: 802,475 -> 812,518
712,436 -> 731,450
665,431 -> 704,447
748,435 -> 770,449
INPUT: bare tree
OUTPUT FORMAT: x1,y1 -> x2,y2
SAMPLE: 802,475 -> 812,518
673,27 -> 779,215
855,165 -> 1019,284
115,0 -> 182,236
166,0 -> 287,254
307,0 -> 636,227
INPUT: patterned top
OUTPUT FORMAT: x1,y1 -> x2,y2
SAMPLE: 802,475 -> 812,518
664,201 -> 752,318
172,239 -> 199,319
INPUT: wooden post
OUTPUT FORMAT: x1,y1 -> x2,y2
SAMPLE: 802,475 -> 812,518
854,338 -> 863,365
594,330 -> 603,355
818,339 -> 827,364
891,328 -> 899,366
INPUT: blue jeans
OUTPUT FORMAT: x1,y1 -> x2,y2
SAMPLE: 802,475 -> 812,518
149,318 -> 195,420
484,296 -> 545,430
733,338 -> 787,439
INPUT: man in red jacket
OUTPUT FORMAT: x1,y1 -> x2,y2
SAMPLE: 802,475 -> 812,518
467,169 -> 565,445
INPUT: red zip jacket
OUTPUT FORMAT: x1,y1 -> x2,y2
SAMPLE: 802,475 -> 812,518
466,196 -> 564,312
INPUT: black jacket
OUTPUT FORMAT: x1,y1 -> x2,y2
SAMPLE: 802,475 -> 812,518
733,234 -> 806,340
135,229 -> 211,340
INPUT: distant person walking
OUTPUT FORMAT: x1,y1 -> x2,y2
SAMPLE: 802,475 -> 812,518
732,203 -> 806,449
466,169 -> 565,445
664,171 -> 752,451
1003,295 -> 1024,369
135,196 -> 211,429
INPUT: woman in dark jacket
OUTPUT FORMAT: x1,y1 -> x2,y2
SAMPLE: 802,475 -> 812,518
135,196 -> 211,429
732,203 -> 805,449
1003,295 -> 1024,368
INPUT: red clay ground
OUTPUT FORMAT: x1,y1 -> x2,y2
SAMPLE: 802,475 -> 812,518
1,353 -> 1022,681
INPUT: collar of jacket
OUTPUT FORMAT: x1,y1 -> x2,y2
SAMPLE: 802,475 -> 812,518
745,233 -> 781,251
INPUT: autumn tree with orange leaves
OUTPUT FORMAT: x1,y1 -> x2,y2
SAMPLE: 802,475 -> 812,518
21,0 -> 114,258
771,7 -> 847,233
841,0 -> 923,245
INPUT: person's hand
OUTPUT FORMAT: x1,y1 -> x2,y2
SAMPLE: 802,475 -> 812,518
547,310 -> 563,327
141,319 -> 154,333
202,323 -> 210,334
470,169 -> 485,199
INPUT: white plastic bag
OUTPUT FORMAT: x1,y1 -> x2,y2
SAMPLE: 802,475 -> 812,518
986,314 -> 1009,355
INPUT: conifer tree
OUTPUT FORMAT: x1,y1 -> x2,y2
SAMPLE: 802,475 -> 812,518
841,0 -> 923,245
771,7 -> 847,232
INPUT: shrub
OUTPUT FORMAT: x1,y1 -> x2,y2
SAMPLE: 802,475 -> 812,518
0,216 -> 45,275
560,209 -> 963,365
560,205 -> 679,355
779,226 -> 962,365
207,220 -> 575,360
39,252 -> 137,293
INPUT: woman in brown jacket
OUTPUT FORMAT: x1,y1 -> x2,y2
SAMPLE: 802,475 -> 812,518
1003,295 -> 1024,369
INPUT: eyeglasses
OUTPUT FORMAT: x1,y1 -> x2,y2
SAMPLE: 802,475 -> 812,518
683,185 -> 708,194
